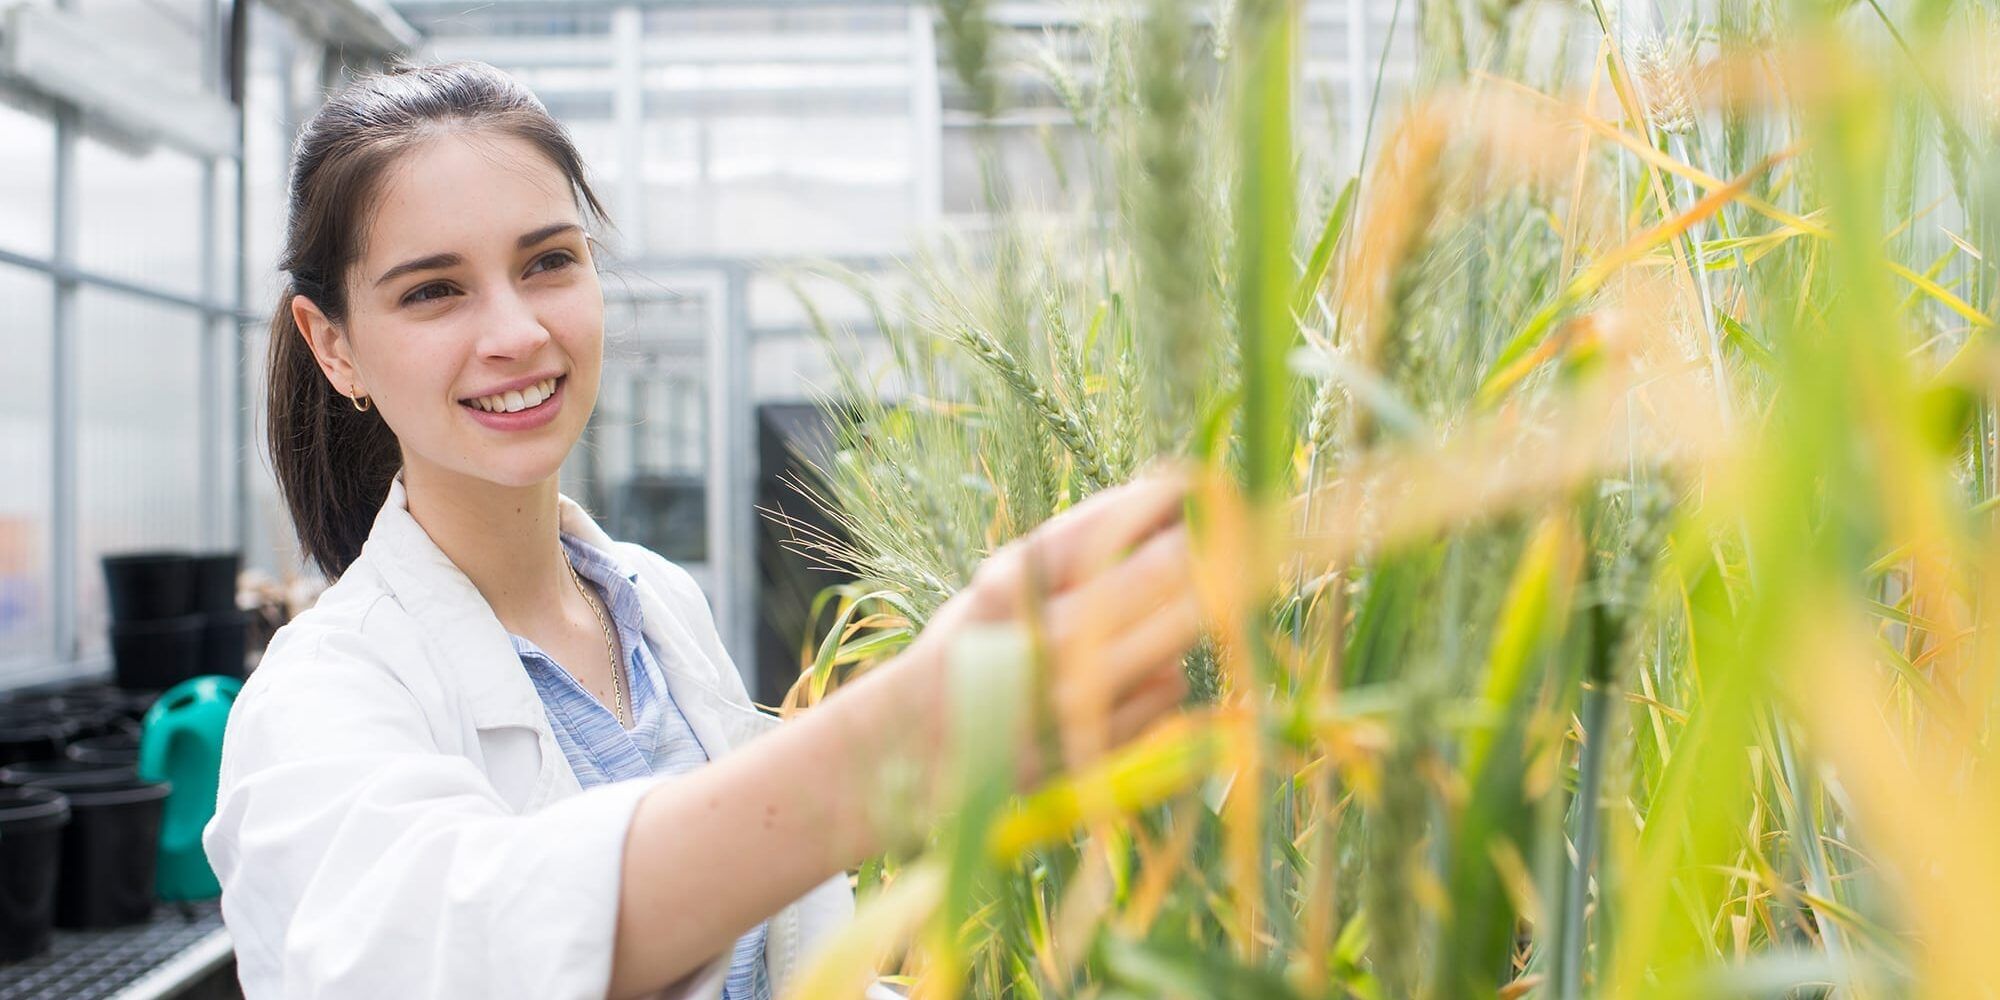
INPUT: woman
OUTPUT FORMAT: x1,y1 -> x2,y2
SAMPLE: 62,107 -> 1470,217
204,61 -> 1204,1000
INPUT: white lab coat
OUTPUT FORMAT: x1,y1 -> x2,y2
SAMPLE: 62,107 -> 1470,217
204,478 -> 857,999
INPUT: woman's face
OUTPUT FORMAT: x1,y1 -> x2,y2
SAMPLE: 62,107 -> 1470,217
296,130 -> 604,492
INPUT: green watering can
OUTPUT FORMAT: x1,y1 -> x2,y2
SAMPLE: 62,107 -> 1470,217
139,675 -> 241,901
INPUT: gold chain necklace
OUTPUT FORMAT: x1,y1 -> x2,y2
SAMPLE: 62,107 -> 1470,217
566,557 -> 628,727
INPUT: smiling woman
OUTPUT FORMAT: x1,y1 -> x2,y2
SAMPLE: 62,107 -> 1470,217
290,131 -> 602,496
209,59 -> 1207,1000
265,80 -> 609,577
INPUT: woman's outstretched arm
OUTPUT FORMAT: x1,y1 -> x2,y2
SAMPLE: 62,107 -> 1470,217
609,471 -> 1204,997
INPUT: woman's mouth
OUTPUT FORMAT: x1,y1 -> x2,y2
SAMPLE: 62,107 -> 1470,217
463,376 -> 559,414
459,375 -> 565,431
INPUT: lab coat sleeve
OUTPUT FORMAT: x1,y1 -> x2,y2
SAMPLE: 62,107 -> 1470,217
205,625 -> 708,1000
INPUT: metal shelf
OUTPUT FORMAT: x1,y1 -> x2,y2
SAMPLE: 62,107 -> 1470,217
0,900 -> 230,1000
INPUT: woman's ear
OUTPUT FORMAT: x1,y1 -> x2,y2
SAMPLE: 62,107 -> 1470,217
292,294 -> 365,398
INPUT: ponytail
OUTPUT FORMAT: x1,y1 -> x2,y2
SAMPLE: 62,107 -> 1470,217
263,61 -> 608,578
265,288 -> 401,579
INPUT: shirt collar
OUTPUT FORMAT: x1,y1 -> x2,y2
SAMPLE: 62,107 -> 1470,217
353,474 -> 638,731
510,534 -> 646,658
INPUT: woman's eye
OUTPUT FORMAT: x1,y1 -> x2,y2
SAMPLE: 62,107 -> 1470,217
531,250 -> 578,274
403,282 -> 455,305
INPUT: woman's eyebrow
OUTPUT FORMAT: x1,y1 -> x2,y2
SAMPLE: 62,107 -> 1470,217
373,223 -> 581,288
375,252 -> 461,287
517,221 -> 580,248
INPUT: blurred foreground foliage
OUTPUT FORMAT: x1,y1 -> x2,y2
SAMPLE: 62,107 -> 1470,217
776,0 -> 2000,996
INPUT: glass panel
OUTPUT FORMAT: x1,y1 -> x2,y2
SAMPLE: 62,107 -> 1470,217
0,99 -> 55,259
240,319 -> 303,580
76,136 -> 204,295
211,159 -> 239,299
645,115 -> 915,256
71,0 -> 211,95
74,289 -> 203,656
0,265 -> 54,676
562,118 -> 635,242
243,6 -> 297,312
941,125 -> 1091,216
419,8 -> 611,38
202,315 -> 240,547
577,291 -> 712,563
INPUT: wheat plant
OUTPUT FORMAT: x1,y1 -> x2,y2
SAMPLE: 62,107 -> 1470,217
775,0 -> 2000,996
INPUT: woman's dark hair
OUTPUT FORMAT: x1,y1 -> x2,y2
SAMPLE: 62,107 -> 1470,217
267,60 -> 608,579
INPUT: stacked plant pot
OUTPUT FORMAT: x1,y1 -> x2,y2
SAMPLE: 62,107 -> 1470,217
0,707 -> 76,768
0,785 -> 68,961
103,550 -> 247,692
0,684 -> 165,959
0,759 -> 169,933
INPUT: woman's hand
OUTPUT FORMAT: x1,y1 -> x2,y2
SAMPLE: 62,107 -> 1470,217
609,469 -> 1208,997
906,469 -> 1206,788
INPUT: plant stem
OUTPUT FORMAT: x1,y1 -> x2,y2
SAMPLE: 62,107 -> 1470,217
1561,677 -> 1612,1000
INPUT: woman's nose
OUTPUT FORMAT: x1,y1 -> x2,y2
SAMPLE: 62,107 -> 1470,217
475,285 -> 552,359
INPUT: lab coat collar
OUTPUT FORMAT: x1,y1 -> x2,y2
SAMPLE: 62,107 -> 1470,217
354,476 -> 672,738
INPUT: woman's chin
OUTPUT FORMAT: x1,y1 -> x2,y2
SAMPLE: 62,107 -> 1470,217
476,456 -> 571,490
410,448 -> 572,493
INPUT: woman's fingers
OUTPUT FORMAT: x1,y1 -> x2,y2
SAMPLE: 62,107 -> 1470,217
1044,525 -> 1195,650
949,539 -> 1032,624
1103,662 -> 1191,752
951,469 -> 1192,627
1050,655 -> 1189,769
1023,468 -> 1190,593
917,468 -> 1206,788
1049,587 -> 1204,735
1037,528 -> 1202,770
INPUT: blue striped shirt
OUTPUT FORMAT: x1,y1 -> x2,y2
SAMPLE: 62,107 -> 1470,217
509,535 -> 769,1000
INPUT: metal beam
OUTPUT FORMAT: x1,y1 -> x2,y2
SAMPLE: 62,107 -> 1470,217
198,0 -> 218,553
231,0 -> 253,567
722,265 -> 756,688
50,103 -> 77,665
0,246 -> 255,320
0,4 -> 241,159
692,269 -> 741,677
395,0 -> 917,14
536,85 -> 913,119
429,32 -> 913,68
264,0 -> 420,54
612,5 -> 645,251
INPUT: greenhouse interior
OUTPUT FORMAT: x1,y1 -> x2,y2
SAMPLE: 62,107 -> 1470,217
0,0 -> 1996,997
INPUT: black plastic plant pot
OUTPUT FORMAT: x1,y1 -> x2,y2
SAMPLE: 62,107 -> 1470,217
55,704 -> 135,742
65,733 -> 142,768
19,775 -> 169,929
0,786 -> 69,962
101,552 -> 195,622
58,685 -> 162,726
200,611 -> 249,678
0,709 -> 77,768
0,758 -> 134,789
54,682 -> 137,710
76,708 -> 140,742
110,615 -> 205,692
189,552 -> 240,616
44,685 -> 124,712
119,689 -> 161,722
22,687 -> 146,739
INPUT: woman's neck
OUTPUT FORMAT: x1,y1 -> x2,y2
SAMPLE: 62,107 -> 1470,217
400,459 -> 569,633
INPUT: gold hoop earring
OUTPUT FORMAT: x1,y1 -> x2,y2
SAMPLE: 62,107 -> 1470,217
348,387 -> 372,412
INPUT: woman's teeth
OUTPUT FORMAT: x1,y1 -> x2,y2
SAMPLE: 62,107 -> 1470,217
466,377 -> 558,414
